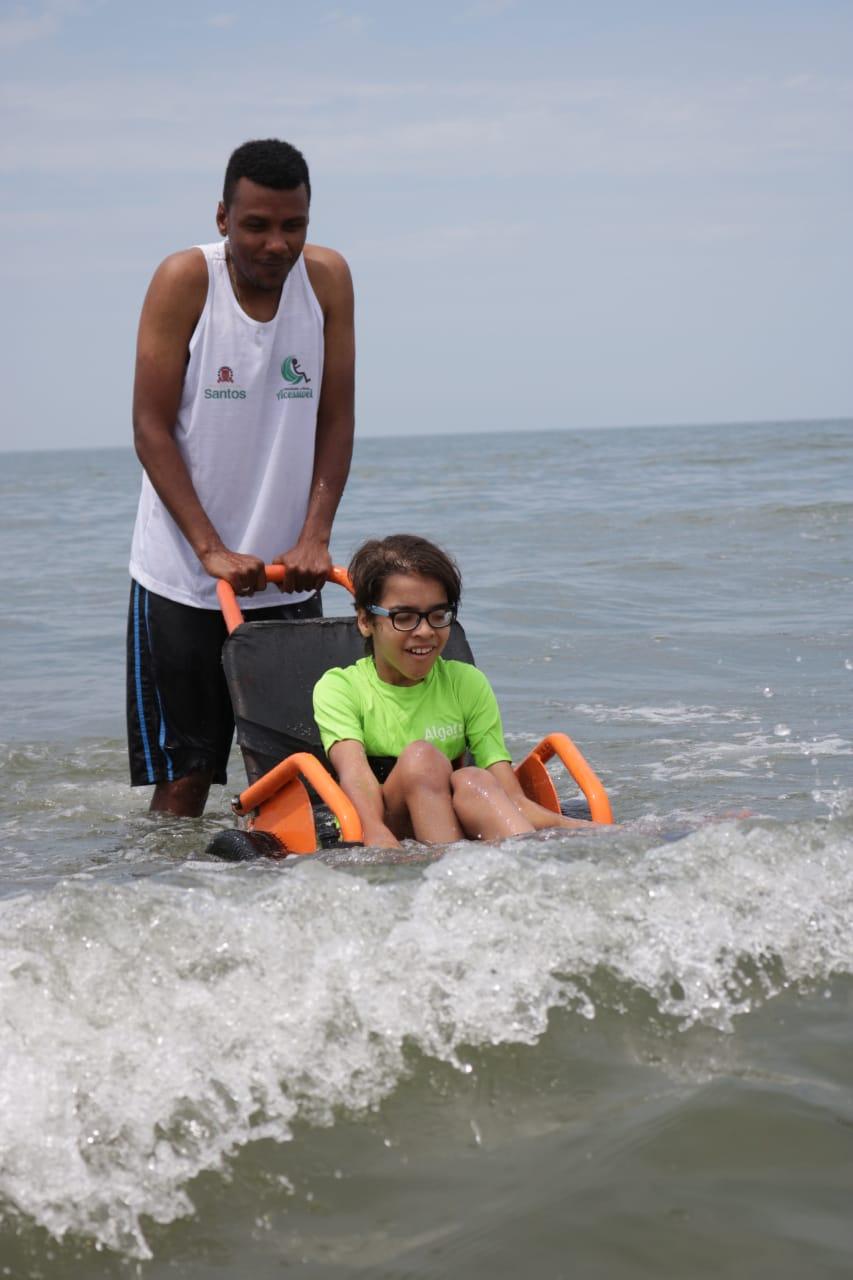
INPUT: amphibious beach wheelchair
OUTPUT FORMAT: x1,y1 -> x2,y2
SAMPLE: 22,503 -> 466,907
207,565 -> 613,860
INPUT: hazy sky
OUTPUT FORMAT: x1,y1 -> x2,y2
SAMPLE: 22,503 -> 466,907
1,0 -> 850,451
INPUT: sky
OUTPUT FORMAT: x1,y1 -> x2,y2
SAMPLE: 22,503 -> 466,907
1,0 -> 850,451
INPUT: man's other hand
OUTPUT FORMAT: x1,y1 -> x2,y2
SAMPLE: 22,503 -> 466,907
272,540 -> 332,593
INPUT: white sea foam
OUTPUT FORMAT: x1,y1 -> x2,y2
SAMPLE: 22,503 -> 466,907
650,732 -> 853,782
572,703 -> 753,726
1,816 -> 851,1257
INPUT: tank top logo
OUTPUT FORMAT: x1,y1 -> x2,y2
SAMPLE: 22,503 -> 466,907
277,355 -> 314,400
204,363 -> 247,400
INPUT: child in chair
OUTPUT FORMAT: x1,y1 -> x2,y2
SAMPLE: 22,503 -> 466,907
313,534 -> 597,849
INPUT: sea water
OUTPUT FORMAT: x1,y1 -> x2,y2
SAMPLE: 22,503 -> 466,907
0,420 -> 851,1277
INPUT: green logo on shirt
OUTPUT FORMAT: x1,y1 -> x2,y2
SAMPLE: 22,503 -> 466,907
281,356 -> 311,384
278,355 -> 314,400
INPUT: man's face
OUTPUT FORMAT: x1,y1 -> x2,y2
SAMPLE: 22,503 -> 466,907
216,178 -> 310,293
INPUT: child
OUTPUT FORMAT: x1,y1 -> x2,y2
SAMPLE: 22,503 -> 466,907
313,534 -> 596,849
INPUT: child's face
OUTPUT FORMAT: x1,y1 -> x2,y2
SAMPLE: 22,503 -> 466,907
358,572 -> 453,686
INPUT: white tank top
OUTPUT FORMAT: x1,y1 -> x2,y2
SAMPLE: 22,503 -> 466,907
129,241 -> 324,609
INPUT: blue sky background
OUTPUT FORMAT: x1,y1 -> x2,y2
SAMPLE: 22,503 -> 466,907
1,0 -> 850,450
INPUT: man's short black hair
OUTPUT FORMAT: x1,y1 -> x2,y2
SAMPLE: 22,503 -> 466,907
223,139 -> 311,208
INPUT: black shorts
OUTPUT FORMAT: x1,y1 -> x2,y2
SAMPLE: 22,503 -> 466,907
126,581 -> 323,787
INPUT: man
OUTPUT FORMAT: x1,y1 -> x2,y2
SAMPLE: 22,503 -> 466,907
128,138 -> 355,817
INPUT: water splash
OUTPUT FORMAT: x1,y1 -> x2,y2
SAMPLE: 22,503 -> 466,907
1,815 -> 851,1256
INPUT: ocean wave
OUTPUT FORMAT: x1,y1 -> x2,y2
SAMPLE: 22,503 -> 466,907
0,815 -> 851,1257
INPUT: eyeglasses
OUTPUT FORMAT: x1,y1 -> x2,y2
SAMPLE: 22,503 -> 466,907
366,604 -> 457,632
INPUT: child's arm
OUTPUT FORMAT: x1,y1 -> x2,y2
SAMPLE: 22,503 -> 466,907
328,739 -> 402,849
487,761 -> 597,829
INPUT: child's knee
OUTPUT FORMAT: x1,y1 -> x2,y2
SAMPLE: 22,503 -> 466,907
450,765 -> 494,800
396,740 -> 452,785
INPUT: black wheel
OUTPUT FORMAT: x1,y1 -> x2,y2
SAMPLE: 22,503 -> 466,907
313,803 -> 364,850
206,828 -> 287,861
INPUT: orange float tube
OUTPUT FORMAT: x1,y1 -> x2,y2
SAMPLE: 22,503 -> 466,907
217,563 -> 353,636
515,732 -> 613,824
233,751 -> 364,854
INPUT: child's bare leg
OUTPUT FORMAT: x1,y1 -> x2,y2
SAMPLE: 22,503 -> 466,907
382,741 -> 465,844
450,766 -> 535,841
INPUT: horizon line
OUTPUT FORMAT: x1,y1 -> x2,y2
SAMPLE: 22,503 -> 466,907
1,414 -> 850,457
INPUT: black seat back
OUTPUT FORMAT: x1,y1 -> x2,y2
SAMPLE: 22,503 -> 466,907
222,616 -> 476,785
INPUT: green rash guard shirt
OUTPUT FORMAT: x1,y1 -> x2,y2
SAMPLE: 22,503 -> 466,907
313,657 -> 512,768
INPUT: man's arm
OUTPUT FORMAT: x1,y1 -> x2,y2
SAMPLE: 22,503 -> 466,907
275,246 -> 355,593
132,249 -> 267,594
328,739 -> 401,848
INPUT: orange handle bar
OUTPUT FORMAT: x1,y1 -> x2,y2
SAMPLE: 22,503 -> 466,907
534,733 -> 613,824
216,563 -> 354,635
233,751 -> 363,843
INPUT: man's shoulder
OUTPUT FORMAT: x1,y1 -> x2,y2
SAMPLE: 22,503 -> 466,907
150,246 -> 209,294
303,244 -> 353,313
141,247 -> 210,329
137,246 -> 211,348
304,243 -> 349,273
